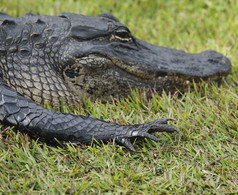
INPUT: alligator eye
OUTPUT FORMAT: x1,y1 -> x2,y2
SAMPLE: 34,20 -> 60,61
115,30 -> 131,39
111,28 -> 133,42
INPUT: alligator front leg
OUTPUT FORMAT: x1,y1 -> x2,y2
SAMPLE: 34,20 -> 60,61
0,79 -> 180,151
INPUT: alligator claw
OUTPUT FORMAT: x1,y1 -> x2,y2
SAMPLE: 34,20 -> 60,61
115,118 -> 181,151
117,138 -> 137,152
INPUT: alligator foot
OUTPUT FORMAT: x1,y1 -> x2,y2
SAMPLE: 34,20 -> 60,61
115,118 -> 181,152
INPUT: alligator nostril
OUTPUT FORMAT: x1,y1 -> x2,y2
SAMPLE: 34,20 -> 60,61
207,58 -> 220,64
201,50 -> 227,64
201,50 -> 232,74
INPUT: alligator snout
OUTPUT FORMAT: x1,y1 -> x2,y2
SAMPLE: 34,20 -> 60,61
112,38 -> 232,81
184,50 -> 231,79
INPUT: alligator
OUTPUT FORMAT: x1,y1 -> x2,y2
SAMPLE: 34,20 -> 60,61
0,12 -> 231,151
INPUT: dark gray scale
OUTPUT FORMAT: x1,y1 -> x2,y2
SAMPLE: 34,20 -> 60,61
0,13 -> 77,106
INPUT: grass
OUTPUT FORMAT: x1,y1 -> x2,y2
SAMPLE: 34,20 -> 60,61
0,0 -> 238,194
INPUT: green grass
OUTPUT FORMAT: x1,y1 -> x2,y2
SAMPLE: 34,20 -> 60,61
0,0 -> 238,194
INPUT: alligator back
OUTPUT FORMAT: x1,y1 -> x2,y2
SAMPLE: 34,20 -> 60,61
0,12 -> 77,106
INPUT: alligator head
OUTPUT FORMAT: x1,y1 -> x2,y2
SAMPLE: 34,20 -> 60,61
60,13 -> 232,100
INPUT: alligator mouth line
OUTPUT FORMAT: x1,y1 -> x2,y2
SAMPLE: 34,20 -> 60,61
108,55 -> 227,83
81,52 -> 227,84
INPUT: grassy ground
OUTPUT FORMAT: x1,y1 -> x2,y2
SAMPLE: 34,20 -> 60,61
0,0 -> 237,194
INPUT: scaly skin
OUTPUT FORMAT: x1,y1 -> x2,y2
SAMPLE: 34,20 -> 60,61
0,12 -> 231,151
0,78 -> 179,151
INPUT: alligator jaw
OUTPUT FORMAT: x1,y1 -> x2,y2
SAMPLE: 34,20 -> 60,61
63,39 -> 231,99
109,38 -> 232,82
